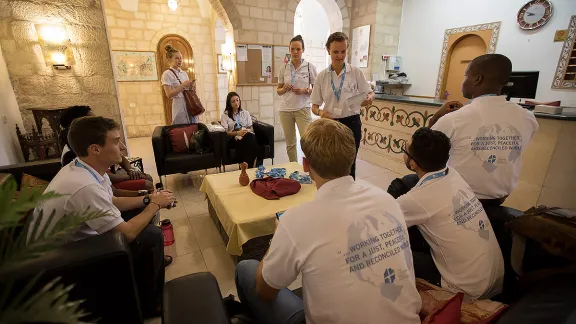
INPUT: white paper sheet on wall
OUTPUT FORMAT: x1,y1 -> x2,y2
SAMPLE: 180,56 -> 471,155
236,45 -> 248,62
262,46 -> 272,77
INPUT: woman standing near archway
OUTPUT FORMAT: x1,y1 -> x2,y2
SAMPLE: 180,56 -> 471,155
161,44 -> 199,124
277,35 -> 318,162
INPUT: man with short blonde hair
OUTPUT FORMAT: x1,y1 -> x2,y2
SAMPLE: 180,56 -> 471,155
300,118 -> 356,179
235,119 -> 421,324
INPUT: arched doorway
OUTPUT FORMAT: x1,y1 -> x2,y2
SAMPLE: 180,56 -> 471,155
442,35 -> 487,104
294,0 -> 331,70
156,34 -> 195,125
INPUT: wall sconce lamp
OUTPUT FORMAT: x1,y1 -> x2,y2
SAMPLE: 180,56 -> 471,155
167,0 -> 178,11
221,43 -> 234,72
36,24 -> 74,70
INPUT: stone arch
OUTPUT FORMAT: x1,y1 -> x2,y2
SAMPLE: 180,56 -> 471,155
207,0 -> 242,31
291,0 -> 350,36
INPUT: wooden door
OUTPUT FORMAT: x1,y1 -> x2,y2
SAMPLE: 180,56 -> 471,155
157,34 -> 195,125
443,35 -> 486,104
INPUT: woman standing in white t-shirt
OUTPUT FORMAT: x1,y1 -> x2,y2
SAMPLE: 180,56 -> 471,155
310,32 -> 375,179
276,35 -> 318,162
161,45 -> 199,125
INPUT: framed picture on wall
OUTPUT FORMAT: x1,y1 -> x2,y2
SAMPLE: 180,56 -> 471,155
112,51 -> 159,82
217,54 -> 226,74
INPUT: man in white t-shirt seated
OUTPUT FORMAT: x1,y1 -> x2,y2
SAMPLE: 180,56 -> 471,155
397,128 -> 504,299
234,119 -> 421,324
428,53 -> 538,205
30,116 -> 176,318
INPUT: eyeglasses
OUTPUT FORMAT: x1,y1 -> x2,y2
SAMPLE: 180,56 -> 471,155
401,144 -> 421,168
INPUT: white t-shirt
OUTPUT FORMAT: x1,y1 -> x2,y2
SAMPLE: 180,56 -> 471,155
262,176 -> 421,324
161,68 -> 198,124
278,60 -> 317,111
397,168 -> 504,299
432,96 -> 539,199
29,158 -> 123,242
220,110 -> 252,132
310,63 -> 372,118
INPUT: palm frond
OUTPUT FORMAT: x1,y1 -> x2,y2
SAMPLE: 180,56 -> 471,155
0,276 -> 91,323
0,180 -> 60,231
1,207 -> 109,268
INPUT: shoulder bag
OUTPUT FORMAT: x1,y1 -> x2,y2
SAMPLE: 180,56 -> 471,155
170,69 -> 205,117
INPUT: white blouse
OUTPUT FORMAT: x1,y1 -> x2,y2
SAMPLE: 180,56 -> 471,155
220,110 -> 253,132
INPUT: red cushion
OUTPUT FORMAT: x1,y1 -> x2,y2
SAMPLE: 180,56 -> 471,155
423,292 -> 464,324
168,124 -> 198,153
113,179 -> 146,191
250,178 -> 301,200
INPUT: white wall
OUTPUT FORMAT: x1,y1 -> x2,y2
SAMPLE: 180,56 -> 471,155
399,0 -> 576,104
0,50 -> 24,166
295,0 -> 330,71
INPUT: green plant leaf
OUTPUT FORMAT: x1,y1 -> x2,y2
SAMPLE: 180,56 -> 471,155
0,276 -> 91,323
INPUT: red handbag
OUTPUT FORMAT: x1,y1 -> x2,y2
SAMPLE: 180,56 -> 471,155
170,69 -> 205,117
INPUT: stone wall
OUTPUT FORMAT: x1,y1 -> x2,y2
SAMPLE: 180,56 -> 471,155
0,0 -> 124,139
103,0 -> 221,138
350,0 -> 403,80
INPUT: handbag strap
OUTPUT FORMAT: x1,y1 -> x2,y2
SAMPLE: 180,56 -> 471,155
169,68 -> 182,84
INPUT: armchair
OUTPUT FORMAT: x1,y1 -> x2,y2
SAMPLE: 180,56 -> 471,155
221,120 -> 274,171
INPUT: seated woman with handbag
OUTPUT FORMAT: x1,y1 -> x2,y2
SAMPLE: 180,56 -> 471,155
221,92 -> 262,168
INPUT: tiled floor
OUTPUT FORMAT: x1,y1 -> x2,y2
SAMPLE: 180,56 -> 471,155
128,136 -> 401,315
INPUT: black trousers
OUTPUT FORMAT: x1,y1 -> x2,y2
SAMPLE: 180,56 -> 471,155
230,132 -> 260,167
335,114 -> 362,179
120,209 -> 164,317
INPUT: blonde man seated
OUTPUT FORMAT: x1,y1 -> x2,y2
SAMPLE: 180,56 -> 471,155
234,119 -> 421,324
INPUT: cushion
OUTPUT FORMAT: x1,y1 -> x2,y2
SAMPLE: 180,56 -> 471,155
167,124 -> 199,153
20,173 -> 49,191
417,279 -> 508,323
524,100 -> 561,107
249,178 -> 301,200
422,292 -> 463,324
113,179 -> 147,191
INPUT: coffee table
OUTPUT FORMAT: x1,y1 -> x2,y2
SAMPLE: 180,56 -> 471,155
200,162 -> 316,261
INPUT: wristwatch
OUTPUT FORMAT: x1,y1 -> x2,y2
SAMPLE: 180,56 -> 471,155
143,194 -> 150,206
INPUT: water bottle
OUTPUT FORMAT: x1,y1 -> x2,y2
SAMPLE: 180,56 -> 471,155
161,219 -> 175,246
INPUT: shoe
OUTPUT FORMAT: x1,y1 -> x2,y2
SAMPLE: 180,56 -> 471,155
164,255 -> 173,267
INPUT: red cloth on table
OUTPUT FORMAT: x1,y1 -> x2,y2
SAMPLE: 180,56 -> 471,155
113,179 -> 147,191
250,177 -> 301,200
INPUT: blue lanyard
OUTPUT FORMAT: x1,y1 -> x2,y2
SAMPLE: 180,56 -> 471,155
330,63 -> 346,102
234,113 -> 241,129
290,60 -> 304,85
74,159 -> 101,183
468,94 -> 498,104
418,168 -> 449,187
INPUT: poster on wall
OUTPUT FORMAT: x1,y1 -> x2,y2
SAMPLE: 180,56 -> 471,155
236,45 -> 248,61
262,46 -> 273,80
351,25 -> 371,68
112,51 -> 158,81
273,46 -> 290,75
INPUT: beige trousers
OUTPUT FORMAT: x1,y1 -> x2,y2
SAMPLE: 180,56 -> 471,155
279,108 -> 312,162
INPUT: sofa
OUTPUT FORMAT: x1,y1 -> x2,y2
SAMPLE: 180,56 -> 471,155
0,161 -> 230,323
152,123 -> 223,185
221,120 -> 275,171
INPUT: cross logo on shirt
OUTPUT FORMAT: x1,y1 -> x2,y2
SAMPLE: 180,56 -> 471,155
487,155 -> 496,164
384,268 -> 396,284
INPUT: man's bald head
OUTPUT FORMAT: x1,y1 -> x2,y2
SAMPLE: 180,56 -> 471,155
462,54 -> 512,99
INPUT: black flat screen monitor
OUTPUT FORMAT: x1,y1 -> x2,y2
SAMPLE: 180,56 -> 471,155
503,71 -> 539,101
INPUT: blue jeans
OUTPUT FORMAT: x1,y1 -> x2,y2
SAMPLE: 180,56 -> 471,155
235,260 -> 305,324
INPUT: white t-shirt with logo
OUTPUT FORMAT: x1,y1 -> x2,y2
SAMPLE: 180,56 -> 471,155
278,60 -> 317,111
262,176 -> 421,324
310,64 -> 372,118
432,96 -> 538,199
397,168 -> 504,299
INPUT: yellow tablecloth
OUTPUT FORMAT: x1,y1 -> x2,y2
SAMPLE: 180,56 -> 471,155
200,162 -> 316,255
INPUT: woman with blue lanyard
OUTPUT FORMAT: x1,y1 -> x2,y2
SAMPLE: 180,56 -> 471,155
221,92 -> 261,168
310,32 -> 375,179
276,35 -> 318,162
